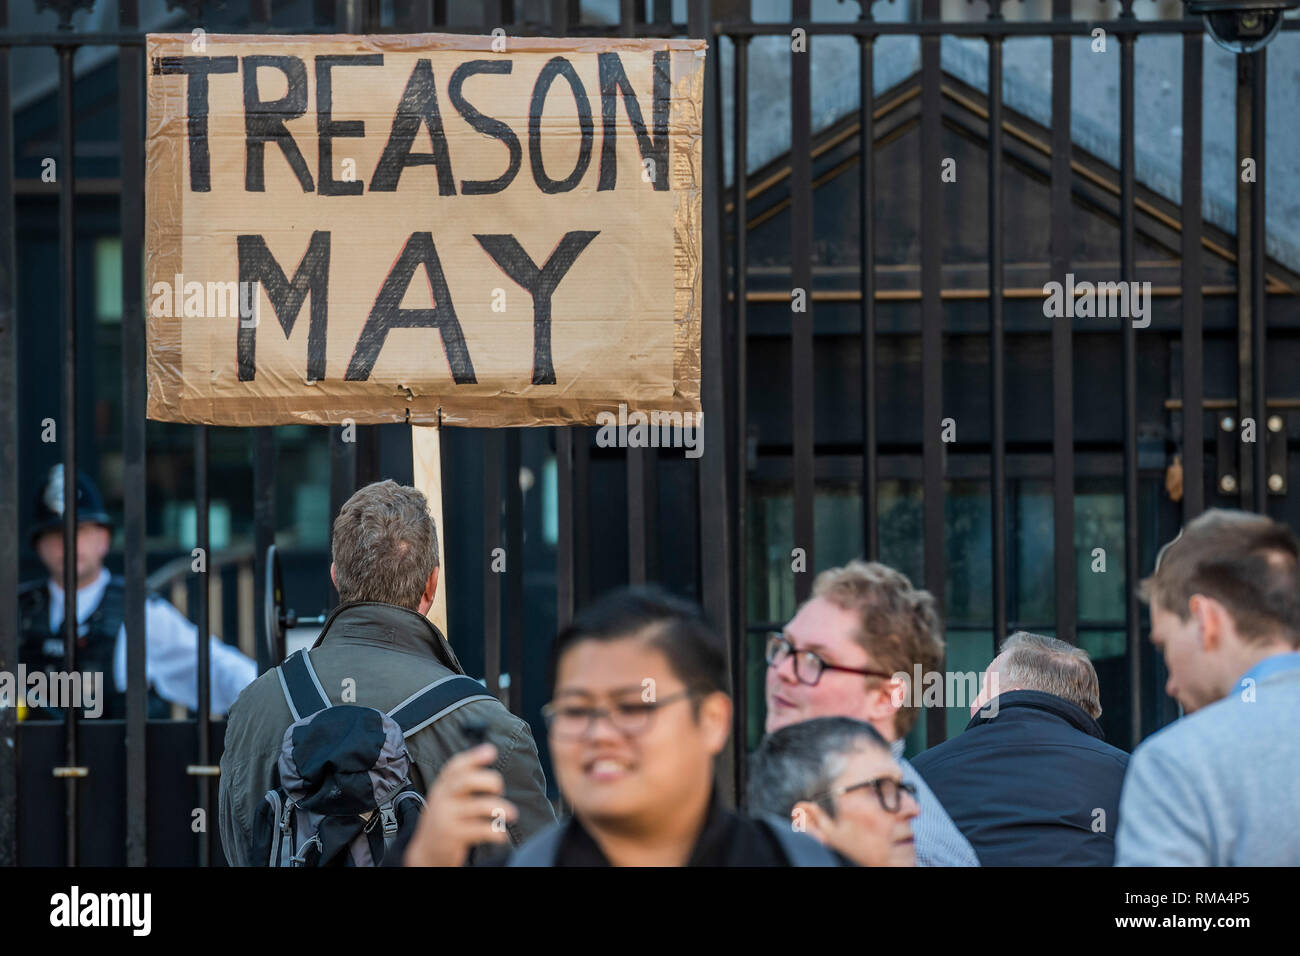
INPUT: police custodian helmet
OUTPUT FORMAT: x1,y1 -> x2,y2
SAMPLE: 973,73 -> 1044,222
30,464 -> 112,543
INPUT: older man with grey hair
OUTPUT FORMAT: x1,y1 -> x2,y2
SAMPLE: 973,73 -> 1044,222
910,632 -> 1129,866
749,717 -> 919,866
219,480 -> 555,865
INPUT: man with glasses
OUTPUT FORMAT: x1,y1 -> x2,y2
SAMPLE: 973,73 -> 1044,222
763,560 -> 980,867
749,717 -> 919,866
404,586 -> 839,866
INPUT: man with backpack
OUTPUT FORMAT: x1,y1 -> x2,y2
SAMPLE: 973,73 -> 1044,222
402,586 -> 842,866
217,480 -> 554,866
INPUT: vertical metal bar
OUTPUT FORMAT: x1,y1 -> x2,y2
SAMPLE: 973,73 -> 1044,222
335,0 -> 364,32
628,449 -> 649,584
550,0 -> 570,34
252,430 -> 276,671
988,32 -> 1007,653
120,0 -> 149,867
1249,50 -> 1266,515
620,0 -> 649,591
691,0 -> 735,805
574,433 -> 590,607
505,431 -> 524,717
1050,1 -> 1076,647
556,429 -> 574,632
250,0 -> 273,26
1234,56 -> 1252,509
0,0 -> 19,869
732,33 -> 750,803
920,0 -> 946,748
411,0 -> 434,31
484,432 -> 503,702
483,0 -> 513,30
1181,33 -> 1204,521
195,427 -> 212,865
58,43 -> 80,868
1120,29 -> 1140,749
858,33 -> 878,562
653,0 -> 672,24
791,0 -> 815,604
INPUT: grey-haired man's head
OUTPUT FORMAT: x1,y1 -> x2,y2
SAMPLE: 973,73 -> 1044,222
970,631 -> 1102,720
330,480 -> 440,613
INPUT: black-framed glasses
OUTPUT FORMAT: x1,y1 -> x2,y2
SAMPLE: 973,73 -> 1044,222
541,688 -> 696,740
764,632 -> 894,687
814,776 -> 918,814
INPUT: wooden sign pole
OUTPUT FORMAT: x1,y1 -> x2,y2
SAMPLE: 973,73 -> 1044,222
412,420 -> 448,638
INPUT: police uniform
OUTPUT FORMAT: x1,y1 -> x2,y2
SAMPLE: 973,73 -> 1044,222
18,466 -> 257,720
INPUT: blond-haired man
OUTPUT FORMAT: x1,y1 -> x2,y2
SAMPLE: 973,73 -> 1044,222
763,560 -> 978,866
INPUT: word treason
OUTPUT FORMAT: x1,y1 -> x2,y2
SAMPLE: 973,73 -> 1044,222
152,51 -> 671,195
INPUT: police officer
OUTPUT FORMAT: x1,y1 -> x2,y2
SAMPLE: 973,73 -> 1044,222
18,465 -> 257,720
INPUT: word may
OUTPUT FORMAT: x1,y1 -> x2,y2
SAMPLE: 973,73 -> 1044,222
231,228 -> 597,385
595,402 -> 703,458
153,51 -> 671,196
0,666 -> 103,718
1042,273 -> 1153,327
50,886 -> 151,936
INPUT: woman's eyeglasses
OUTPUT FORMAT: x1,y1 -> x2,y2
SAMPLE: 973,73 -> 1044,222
541,688 -> 696,740
813,776 -> 918,814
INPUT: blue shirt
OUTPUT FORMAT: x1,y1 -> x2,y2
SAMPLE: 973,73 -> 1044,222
1237,650 -> 1300,687
48,568 -> 256,715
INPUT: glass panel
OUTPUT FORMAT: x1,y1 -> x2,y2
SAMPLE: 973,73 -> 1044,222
745,473 -> 1136,752
1076,483 -> 1127,624
94,237 -> 123,323
945,480 -> 992,627
1014,480 -> 1055,626
943,629 -> 992,741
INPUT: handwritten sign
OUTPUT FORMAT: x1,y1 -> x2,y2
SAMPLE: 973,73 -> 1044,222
146,33 -> 704,427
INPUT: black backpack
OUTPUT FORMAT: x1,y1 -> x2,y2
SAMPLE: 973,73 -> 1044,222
253,648 -> 494,867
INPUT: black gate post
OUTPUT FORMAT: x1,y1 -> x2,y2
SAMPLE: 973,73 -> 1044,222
119,0 -> 149,867
690,0 -> 735,805
0,0 -> 18,870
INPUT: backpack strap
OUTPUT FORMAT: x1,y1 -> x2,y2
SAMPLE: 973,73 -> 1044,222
387,674 -> 496,737
756,814 -> 841,867
276,649 -> 331,721
506,820 -> 569,867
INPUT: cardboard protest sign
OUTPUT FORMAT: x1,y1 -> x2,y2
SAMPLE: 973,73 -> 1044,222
146,33 -> 705,427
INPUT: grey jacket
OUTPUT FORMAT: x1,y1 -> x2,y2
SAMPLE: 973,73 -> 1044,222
1116,659 -> 1300,866
218,601 -> 555,866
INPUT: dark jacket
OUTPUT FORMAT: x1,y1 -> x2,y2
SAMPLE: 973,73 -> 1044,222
487,790 -> 845,866
910,690 -> 1129,866
218,601 -> 555,866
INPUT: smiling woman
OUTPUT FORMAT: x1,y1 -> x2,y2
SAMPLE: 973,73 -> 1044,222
402,586 -> 842,867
